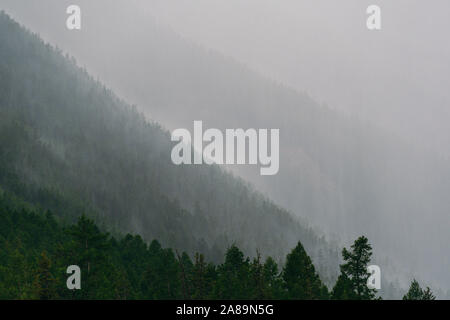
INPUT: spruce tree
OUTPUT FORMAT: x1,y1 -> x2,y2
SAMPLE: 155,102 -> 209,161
34,251 -> 55,300
263,257 -> 284,299
335,236 -> 377,300
192,253 -> 209,299
403,279 -> 435,300
331,273 -> 355,299
66,215 -> 113,299
250,252 -> 266,299
142,240 -> 181,299
215,245 -> 251,299
282,241 -> 324,299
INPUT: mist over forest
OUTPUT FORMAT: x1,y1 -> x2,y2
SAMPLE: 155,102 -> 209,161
1,0 -> 449,298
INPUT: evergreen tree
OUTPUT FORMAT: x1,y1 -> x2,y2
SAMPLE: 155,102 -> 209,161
177,251 -> 194,299
403,279 -> 435,300
192,253 -> 209,299
282,242 -> 325,299
331,273 -> 355,300
66,215 -> 113,299
335,236 -> 377,300
215,245 -> 251,299
422,287 -> 436,300
33,251 -> 55,300
250,252 -> 267,299
141,240 -> 181,299
262,257 -> 284,299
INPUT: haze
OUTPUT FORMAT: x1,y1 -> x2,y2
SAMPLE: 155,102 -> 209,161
1,0 -> 449,296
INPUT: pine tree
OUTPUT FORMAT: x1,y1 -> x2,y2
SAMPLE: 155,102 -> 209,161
422,287 -> 436,300
33,251 -> 55,300
192,253 -> 215,299
141,240 -> 181,299
263,257 -> 284,299
331,273 -> 355,300
215,245 -> 251,299
403,279 -> 435,300
335,236 -> 377,300
65,215 -> 113,299
68,215 -> 110,274
250,251 -> 266,299
177,251 -> 193,299
192,253 -> 207,299
114,267 -> 132,300
282,241 -> 324,299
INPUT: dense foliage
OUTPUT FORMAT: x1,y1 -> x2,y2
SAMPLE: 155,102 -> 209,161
0,191 -> 297,299
0,193 -> 433,300
331,236 -> 377,300
0,193 -> 327,299
402,280 -> 435,300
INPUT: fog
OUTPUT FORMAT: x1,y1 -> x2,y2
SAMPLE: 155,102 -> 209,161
1,0 -> 449,295
146,0 -> 450,153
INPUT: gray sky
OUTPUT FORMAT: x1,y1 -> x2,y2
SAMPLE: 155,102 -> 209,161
144,0 -> 450,153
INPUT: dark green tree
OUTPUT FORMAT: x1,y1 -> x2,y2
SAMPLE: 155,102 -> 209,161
192,253 -> 217,299
141,240 -> 181,299
65,215 -> 113,299
282,241 -> 325,299
177,251 -> 194,299
335,236 -> 376,300
33,251 -> 55,300
403,279 -> 435,300
331,273 -> 355,300
422,287 -> 436,300
262,257 -> 284,299
250,252 -> 267,299
215,245 -> 251,299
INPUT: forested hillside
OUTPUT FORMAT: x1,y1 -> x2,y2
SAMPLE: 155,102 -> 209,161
0,191 -> 434,300
0,192 -> 328,300
0,12 -> 340,284
22,1 -> 449,290
4,1 -> 447,289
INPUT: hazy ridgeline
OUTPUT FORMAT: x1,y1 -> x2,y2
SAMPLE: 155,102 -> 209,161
0,12 -> 342,287
1,1 -> 450,297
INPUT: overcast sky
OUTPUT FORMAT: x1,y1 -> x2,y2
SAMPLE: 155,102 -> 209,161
144,0 -> 450,154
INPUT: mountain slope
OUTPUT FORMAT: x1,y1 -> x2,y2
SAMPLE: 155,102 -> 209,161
0,12 -> 339,282
54,4 -> 450,290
